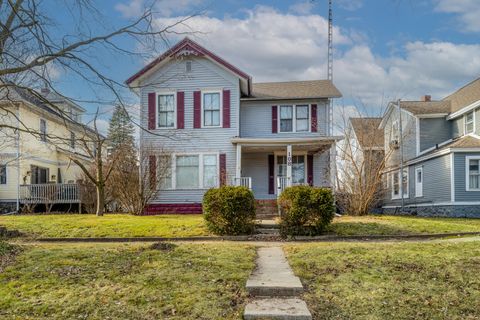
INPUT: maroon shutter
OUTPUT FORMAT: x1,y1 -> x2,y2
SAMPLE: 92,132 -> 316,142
223,89 -> 230,128
272,105 -> 278,133
311,104 -> 317,132
177,91 -> 185,129
219,154 -> 226,186
307,154 -> 314,186
148,92 -> 156,130
149,155 -> 156,189
268,154 -> 275,194
193,91 -> 201,128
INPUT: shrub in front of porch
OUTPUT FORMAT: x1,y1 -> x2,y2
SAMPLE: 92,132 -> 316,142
202,186 -> 256,235
278,186 -> 335,236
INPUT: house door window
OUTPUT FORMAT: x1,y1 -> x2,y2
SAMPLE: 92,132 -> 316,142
31,165 -> 49,184
415,167 -> 423,197
277,155 -> 305,184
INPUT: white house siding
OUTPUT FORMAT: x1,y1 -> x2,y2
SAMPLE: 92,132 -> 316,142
454,152 -> 480,202
139,57 -> 240,204
240,100 -> 329,138
419,118 -> 451,152
384,109 -> 417,168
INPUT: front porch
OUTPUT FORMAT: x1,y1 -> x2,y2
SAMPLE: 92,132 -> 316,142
230,136 -> 341,199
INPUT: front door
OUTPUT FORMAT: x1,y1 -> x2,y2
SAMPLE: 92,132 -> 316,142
276,155 -> 306,188
31,165 -> 49,184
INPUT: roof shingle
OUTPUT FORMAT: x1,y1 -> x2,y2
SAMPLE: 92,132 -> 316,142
443,77 -> 480,113
399,100 -> 452,115
349,117 -> 384,149
247,80 -> 342,100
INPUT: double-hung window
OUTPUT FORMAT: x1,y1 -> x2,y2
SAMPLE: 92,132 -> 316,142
158,155 -> 172,189
467,157 -> 480,191
176,155 -> 199,189
203,92 -> 221,127
40,119 -> 47,142
0,165 -> 6,184
465,111 -> 474,134
392,172 -> 400,198
203,155 -> 218,188
280,105 -> 310,133
391,169 -> 408,199
157,94 -> 175,128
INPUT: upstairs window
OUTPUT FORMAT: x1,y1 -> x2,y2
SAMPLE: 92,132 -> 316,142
185,60 -> 192,73
202,92 -> 221,127
40,119 -> 47,142
296,105 -> 309,132
465,111 -> 474,134
280,106 -> 293,132
157,94 -> 175,128
279,105 -> 310,133
0,165 -> 6,184
467,157 -> 480,191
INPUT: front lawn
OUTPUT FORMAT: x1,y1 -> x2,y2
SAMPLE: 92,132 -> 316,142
328,215 -> 480,236
0,214 -> 208,238
285,240 -> 480,319
0,242 -> 255,320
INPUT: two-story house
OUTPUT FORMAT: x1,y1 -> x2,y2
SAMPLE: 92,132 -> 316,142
380,78 -> 480,217
0,84 -> 94,213
126,38 -> 342,215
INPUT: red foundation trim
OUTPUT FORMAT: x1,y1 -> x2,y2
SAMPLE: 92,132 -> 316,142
143,203 -> 202,215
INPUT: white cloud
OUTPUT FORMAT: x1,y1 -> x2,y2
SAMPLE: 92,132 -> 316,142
150,6 -> 480,112
289,1 -> 315,15
435,0 -> 480,32
116,0 -> 205,18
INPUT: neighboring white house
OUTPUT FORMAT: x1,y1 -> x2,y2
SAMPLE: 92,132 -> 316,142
126,37 -> 342,214
0,85 -> 94,213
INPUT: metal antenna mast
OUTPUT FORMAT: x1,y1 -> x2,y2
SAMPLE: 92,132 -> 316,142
327,0 -> 333,81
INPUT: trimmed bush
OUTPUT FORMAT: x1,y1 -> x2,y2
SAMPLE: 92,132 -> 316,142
202,186 -> 256,235
278,186 -> 335,236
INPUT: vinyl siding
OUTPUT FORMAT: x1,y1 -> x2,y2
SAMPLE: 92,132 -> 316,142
419,118 -> 451,152
384,109 -> 417,168
383,154 -> 451,207
240,100 -> 329,138
139,57 -> 240,204
452,117 -> 464,138
454,152 -> 480,202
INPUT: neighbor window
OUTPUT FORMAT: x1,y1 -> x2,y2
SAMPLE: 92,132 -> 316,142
157,94 -> 175,128
295,105 -> 309,132
392,171 -> 400,198
70,131 -> 75,149
40,119 -> 47,142
158,155 -> 172,189
176,155 -> 199,189
467,157 -> 480,191
465,111 -> 474,134
0,165 -> 6,184
391,169 -> 408,199
203,154 -> 218,188
203,92 -> 221,127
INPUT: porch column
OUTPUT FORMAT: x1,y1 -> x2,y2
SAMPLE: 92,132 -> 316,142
235,144 -> 242,183
286,144 -> 292,187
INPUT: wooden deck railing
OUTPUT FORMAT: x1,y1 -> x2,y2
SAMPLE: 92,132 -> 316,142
232,177 -> 252,189
19,184 -> 80,204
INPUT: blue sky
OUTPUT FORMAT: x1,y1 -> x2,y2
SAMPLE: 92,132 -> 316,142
45,0 -> 480,130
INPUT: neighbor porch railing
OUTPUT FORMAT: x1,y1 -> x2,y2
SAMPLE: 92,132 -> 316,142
19,183 -> 80,204
232,177 -> 252,189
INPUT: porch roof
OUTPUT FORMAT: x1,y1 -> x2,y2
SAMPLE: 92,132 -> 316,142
231,136 -> 342,152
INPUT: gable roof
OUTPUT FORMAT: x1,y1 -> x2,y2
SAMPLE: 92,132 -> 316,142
443,77 -> 480,113
349,117 -> 384,149
126,37 -> 251,89
411,135 -> 480,160
244,80 -> 341,100
399,100 -> 451,115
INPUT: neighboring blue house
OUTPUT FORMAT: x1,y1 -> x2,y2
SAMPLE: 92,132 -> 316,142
379,79 -> 480,217
126,38 -> 342,214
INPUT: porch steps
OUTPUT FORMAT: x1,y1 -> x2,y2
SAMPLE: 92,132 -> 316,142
255,200 -> 279,220
255,220 -> 280,236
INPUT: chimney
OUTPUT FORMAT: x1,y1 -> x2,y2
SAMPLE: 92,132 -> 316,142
421,95 -> 431,102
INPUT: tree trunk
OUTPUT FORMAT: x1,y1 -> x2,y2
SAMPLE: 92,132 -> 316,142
96,183 -> 105,216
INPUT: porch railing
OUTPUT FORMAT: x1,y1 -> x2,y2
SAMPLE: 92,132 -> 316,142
19,183 -> 80,204
232,177 -> 252,189
277,176 -> 290,195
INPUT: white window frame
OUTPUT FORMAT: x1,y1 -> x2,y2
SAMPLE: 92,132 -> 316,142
390,119 -> 400,143
391,168 -> 409,199
201,90 -> 222,128
466,156 -> 480,191
278,104 -> 312,133
157,155 -> 173,190
464,111 -> 475,135
166,152 -> 220,190
156,92 -> 177,129
0,164 -> 6,185
415,167 -> 423,197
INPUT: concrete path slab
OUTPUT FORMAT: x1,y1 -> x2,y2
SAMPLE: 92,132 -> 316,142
246,247 -> 304,297
244,298 -> 312,320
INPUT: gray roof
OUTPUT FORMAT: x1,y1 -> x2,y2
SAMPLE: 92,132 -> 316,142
350,117 -> 384,149
443,77 -> 480,113
414,135 -> 480,159
400,100 -> 452,115
246,80 -> 342,100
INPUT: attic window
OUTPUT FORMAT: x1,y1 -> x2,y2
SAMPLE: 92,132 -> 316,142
465,111 -> 474,134
185,60 -> 192,73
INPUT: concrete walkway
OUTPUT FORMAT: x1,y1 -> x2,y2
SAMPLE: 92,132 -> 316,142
244,247 -> 312,320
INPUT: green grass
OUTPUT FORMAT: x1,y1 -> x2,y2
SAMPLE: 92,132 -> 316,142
329,215 -> 480,236
0,242 -> 255,320
0,214 -> 208,238
285,240 -> 480,319
0,241 -> 20,273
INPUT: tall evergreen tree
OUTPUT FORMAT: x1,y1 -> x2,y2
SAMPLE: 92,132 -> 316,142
107,104 -> 135,151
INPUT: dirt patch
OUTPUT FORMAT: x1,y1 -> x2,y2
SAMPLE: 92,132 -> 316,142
0,226 -> 22,238
148,242 -> 177,251
0,242 -> 21,273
